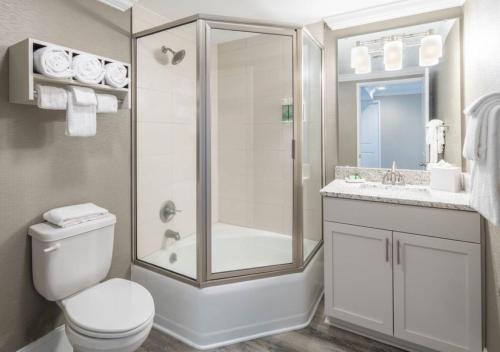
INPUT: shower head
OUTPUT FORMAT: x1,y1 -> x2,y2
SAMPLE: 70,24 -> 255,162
161,46 -> 186,65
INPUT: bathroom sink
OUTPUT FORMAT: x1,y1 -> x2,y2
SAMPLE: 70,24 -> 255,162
359,183 -> 430,195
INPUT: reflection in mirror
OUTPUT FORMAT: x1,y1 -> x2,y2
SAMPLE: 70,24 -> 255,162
337,18 -> 462,170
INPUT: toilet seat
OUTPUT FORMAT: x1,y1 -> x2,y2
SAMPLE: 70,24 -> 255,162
61,278 -> 155,339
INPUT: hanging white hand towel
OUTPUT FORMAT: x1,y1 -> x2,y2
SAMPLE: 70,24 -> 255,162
463,92 -> 500,226
66,86 -> 97,137
36,84 -> 67,110
72,54 -> 105,85
96,94 -> 118,113
33,46 -> 74,79
463,93 -> 500,160
426,119 -> 444,163
104,62 -> 129,88
43,203 -> 109,228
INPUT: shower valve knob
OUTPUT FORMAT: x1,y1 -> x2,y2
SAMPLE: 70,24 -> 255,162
160,200 -> 182,223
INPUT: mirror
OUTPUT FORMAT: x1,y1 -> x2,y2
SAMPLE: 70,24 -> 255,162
337,18 -> 462,170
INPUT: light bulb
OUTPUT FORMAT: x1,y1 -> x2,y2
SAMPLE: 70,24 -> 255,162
384,39 -> 403,71
419,34 -> 443,67
351,45 -> 371,74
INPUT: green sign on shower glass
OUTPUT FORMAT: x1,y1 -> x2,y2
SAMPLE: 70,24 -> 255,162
281,98 -> 293,122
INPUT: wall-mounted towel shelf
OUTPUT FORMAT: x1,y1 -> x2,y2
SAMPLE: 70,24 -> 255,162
9,38 -> 131,109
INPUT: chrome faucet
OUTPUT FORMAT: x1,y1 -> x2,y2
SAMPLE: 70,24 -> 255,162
382,161 -> 405,185
165,229 -> 180,241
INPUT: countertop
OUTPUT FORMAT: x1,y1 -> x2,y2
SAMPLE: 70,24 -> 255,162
320,179 -> 473,211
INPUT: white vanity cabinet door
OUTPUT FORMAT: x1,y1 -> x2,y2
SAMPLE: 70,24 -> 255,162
325,222 -> 393,335
393,232 -> 482,352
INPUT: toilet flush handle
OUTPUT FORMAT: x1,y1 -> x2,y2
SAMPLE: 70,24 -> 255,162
43,243 -> 60,253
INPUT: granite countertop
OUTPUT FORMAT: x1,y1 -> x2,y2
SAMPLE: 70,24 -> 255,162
320,179 -> 473,211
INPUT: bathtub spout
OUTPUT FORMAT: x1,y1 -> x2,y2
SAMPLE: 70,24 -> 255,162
165,229 -> 180,241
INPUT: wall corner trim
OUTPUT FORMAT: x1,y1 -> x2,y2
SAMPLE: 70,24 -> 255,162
16,325 -> 71,352
324,0 -> 465,30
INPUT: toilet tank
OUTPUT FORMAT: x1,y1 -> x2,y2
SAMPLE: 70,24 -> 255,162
28,214 -> 116,301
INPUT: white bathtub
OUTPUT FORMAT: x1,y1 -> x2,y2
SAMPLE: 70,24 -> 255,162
142,223 -> 319,278
132,228 -> 324,349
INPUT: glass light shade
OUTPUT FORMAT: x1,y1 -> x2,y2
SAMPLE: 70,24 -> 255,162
419,34 -> 443,67
351,46 -> 371,74
354,57 -> 371,74
384,40 -> 403,71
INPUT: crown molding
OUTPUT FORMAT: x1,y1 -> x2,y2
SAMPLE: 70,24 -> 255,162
324,0 -> 465,31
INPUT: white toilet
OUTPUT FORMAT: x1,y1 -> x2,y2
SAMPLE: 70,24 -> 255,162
28,213 -> 155,352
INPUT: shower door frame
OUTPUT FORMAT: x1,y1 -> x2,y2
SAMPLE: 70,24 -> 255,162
132,14 -> 324,287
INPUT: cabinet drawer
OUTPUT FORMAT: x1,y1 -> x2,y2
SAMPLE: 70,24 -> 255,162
323,197 -> 481,243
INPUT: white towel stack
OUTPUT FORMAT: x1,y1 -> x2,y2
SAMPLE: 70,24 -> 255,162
66,86 -> 97,137
36,84 -> 67,110
33,46 -> 74,79
462,92 -> 500,226
72,54 -> 105,85
43,203 -> 109,228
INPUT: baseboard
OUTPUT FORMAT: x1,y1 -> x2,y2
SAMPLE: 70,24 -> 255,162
153,291 -> 324,350
17,325 -> 72,352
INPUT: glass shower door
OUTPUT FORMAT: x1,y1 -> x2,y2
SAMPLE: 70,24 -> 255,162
135,22 -> 198,279
302,32 -> 323,262
207,24 -> 297,277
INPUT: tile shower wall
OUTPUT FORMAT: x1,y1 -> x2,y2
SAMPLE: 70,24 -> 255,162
136,23 -> 197,258
214,34 -> 294,235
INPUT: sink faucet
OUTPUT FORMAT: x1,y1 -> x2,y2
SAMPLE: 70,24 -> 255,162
382,161 -> 405,185
165,229 -> 181,241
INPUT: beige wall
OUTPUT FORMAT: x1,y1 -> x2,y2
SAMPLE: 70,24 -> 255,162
463,0 -> 500,350
434,20 -> 462,167
0,0 -> 131,350
215,34 -> 294,235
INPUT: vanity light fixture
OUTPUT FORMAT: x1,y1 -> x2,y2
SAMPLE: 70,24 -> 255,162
350,29 -> 444,74
419,33 -> 443,67
384,38 -> 403,71
351,44 -> 372,74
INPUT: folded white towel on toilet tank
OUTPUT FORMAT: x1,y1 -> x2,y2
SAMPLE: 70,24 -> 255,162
43,203 -> 109,228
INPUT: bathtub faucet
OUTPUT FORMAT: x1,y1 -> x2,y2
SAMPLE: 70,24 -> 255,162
165,229 -> 180,241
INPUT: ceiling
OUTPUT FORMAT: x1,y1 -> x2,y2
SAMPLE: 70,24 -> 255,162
136,0 -> 405,25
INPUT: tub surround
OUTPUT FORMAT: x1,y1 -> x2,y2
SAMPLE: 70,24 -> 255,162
132,248 -> 324,350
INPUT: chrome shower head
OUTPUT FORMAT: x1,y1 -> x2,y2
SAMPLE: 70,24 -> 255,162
161,46 -> 186,65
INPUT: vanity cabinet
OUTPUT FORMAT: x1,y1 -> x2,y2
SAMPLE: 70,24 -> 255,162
323,198 -> 483,352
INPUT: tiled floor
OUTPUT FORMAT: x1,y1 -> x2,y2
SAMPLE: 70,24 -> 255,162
138,300 -> 406,352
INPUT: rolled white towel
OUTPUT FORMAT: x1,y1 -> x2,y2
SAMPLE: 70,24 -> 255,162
104,62 -> 129,88
96,94 -> 118,113
43,202 -> 109,228
72,54 -> 105,85
33,46 -> 74,79
36,84 -> 67,110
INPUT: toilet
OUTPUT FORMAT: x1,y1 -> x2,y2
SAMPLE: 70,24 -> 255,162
28,213 -> 154,352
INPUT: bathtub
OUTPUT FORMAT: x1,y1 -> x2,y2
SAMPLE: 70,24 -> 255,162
132,224 -> 324,349
142,223 -> 319,278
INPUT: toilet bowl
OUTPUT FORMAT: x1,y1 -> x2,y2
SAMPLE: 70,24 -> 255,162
29,213 -> 155,352
60,278 -> 154,352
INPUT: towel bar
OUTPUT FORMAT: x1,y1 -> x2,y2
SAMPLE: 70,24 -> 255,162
33,90 -> 124,104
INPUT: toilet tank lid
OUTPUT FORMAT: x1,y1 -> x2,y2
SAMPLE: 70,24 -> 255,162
28,214 -> 116,242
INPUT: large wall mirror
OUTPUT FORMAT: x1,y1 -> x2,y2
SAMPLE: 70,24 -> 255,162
337,18 -> 462,170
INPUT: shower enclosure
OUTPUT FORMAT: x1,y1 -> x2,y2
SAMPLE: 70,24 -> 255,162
133,15 -> 324,287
